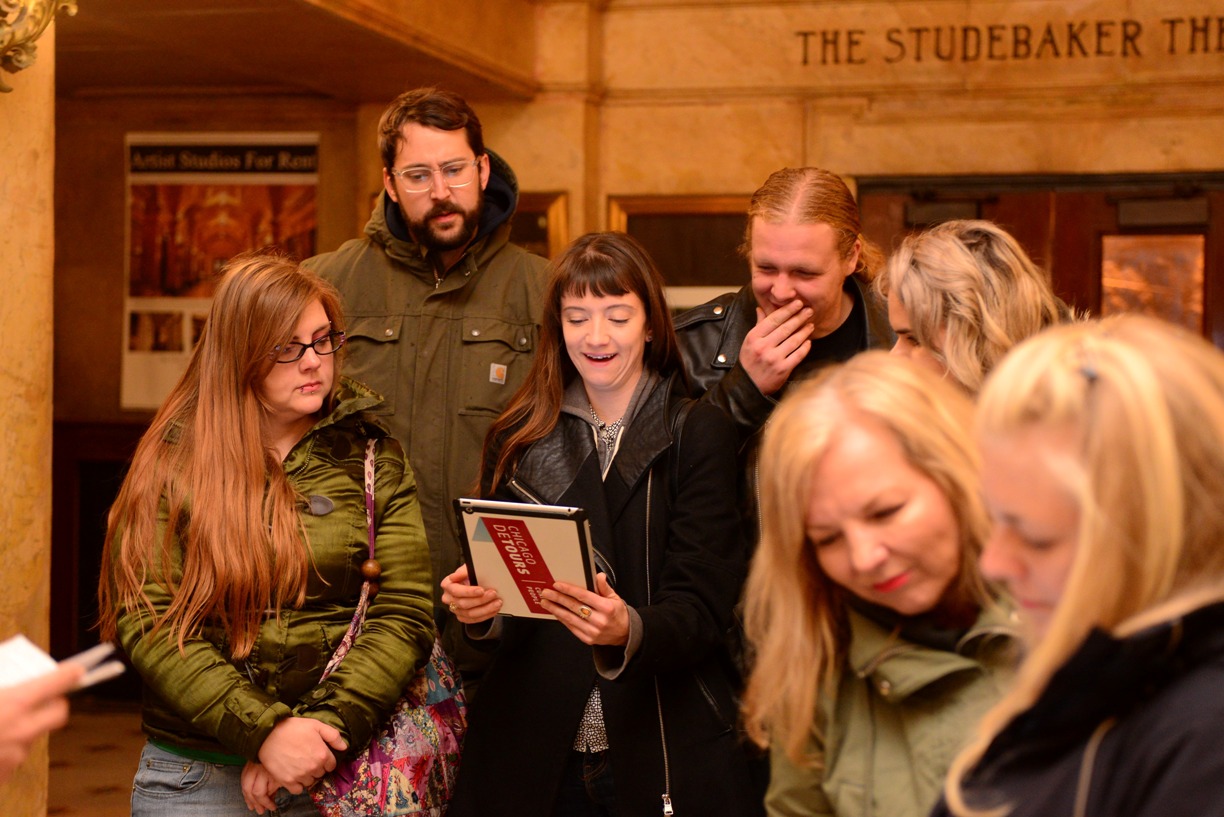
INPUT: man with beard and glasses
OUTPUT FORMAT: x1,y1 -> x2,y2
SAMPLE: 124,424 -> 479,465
306,88 -> 548,694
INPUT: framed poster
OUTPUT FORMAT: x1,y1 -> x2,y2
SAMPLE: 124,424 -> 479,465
122,133 -> 319,409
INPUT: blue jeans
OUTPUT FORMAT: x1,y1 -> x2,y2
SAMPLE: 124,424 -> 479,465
130,741 -> 319,817
552,750 -> 617,817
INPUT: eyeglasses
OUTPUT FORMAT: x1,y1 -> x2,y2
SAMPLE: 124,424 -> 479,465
271,331 -> 345,364
388,158 -> 481,194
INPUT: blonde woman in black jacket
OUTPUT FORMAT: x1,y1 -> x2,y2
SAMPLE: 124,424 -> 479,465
937,315 -> 1224,817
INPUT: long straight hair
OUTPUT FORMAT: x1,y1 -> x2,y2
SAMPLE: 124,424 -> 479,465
742,352 -> 992,764
482,232 -> 682,492
946,316 -> 1224,816
98,252 -> 344,658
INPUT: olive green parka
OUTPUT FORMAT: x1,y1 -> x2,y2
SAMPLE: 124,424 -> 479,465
766,604 -> 1018,817
304,152 -> 548,601
114,379 -> 435,761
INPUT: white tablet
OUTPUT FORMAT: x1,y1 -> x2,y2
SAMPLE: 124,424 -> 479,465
453,497 -> 597,619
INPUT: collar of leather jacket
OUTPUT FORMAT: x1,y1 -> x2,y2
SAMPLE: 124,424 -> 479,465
512,372 -> 688,506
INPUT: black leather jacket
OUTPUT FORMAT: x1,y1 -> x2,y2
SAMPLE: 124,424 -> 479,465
931,601 -> 1224,817
674,276 -> 894,445
456,372 -> 767,817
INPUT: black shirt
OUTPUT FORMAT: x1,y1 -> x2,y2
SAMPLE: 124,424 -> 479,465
784,275 -> 869,392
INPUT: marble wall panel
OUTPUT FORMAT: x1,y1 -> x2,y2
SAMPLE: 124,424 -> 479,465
603,0 -> 1224,96
0,26 -> 57,816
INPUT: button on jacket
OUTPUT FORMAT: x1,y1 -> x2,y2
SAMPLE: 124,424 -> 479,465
113,378 -> 435,760
767,605 -> 1018,817
305,151 -> 548,597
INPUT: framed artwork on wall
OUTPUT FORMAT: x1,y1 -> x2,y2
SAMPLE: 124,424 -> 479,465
122,133 -> 319,409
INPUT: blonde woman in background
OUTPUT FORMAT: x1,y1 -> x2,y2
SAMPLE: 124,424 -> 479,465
742,352 -> 1018,817
878,220 -> 1067,393
935,315 -> 1224,817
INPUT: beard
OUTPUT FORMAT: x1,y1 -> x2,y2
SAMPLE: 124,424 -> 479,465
404,196 -> 484,253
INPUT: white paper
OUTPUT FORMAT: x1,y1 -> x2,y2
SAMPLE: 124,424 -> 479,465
0,634 -> 58,688
0,636 -> 125,690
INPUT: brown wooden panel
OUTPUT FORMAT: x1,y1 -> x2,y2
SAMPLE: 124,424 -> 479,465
981,191 -> 1056,274
52,422 -> 147,658
859,192 -> 910,259
1051,192 -> 1117,316
1207,191 -> 1224,350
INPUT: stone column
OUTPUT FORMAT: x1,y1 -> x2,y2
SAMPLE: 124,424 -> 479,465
0,25 -> 57,817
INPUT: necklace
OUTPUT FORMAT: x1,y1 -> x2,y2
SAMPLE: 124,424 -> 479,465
587,402 -> 624,449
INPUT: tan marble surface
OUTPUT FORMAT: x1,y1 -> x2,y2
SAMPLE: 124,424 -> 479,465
602,0 -> 1224,94
0,26 -> 57,817
304,0 -> 538,94
46,699 -> 143,817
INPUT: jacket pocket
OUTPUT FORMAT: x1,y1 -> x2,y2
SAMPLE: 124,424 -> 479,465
132,744 -> 213,797
458,316 -> 535,416
692,668 -> 736,735
340,315 -> 401,415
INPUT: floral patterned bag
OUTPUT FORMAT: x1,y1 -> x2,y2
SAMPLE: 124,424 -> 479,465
310,439 -> 466,816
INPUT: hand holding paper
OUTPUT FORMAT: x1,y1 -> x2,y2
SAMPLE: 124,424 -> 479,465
0,635 -> 125,692
0,637 -> 98,783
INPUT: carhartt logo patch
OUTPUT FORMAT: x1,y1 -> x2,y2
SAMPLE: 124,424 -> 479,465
490,363 -> 507,385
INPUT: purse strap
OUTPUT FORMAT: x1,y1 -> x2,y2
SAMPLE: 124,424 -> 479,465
319,438 -> 378,681
363,437 -> 377,560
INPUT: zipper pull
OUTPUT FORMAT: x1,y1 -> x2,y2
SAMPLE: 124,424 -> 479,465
661,794 -> 674,816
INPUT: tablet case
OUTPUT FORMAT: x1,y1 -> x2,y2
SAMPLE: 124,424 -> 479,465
453,498 -> 597,619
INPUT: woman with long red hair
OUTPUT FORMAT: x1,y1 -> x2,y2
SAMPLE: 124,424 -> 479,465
99,252 -> 434,816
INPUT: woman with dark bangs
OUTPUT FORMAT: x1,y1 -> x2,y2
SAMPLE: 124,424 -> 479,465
442,232 -> 765,817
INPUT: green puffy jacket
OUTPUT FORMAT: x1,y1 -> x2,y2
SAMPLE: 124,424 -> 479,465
304,152 -> 548,600
114,379 -> 435,761
766,604 -> 1018,817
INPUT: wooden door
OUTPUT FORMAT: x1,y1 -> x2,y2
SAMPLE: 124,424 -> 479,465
858,174 -> 1224,348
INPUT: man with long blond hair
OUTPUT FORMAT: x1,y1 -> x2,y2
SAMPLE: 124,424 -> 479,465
675,167 -> 892,442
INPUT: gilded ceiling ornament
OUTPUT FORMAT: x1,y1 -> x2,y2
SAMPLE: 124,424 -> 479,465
1,0 -> 77,92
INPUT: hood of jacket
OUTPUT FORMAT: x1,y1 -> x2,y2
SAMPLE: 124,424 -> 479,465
983,599 -> 1224,763
846,602 -> 1019,705
315,376 -> 385,431
362,148 -> 521,274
